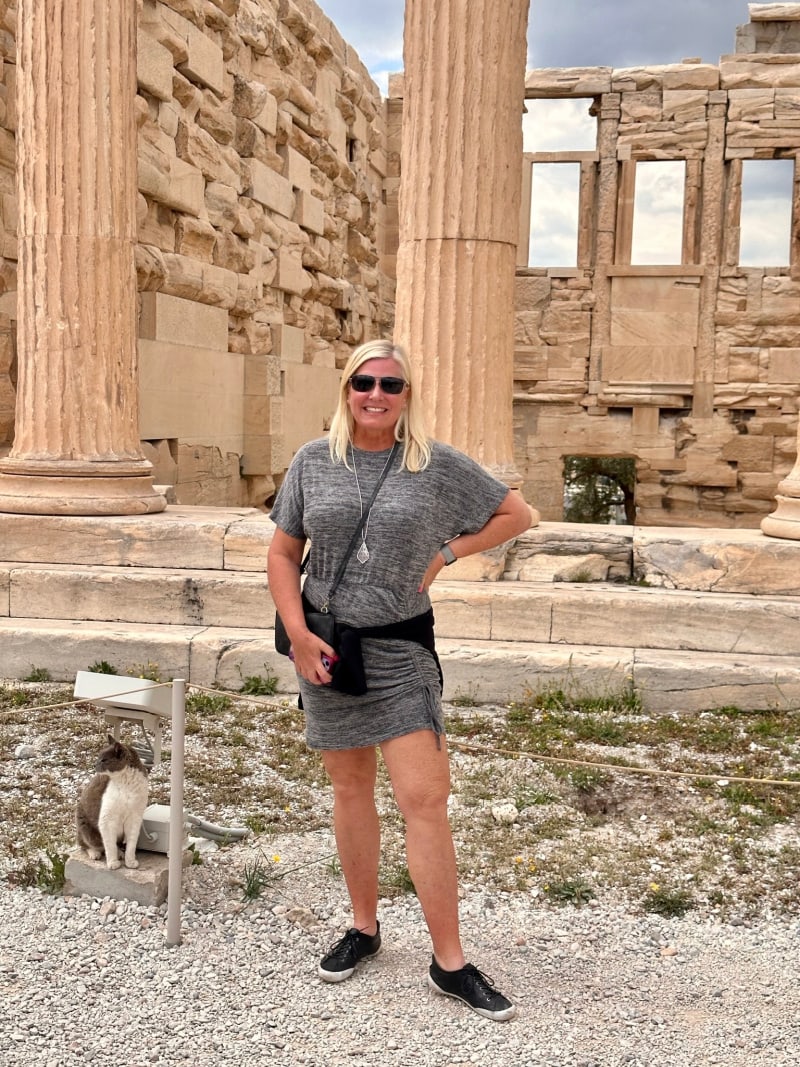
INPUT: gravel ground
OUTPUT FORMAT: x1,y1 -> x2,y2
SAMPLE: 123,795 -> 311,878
1,827 -> 798,1067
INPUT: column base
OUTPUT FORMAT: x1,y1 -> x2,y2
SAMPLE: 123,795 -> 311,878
761,495 -> 800,541
0,470 -> 167,515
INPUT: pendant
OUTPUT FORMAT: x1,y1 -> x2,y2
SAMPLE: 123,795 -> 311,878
356,540 -> 370,565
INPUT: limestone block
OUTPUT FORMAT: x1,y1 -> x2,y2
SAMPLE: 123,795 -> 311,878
223,515 -> 275,570
721,55 -> 800,90
539,308 -> 590,347
138,338 -> 244,449
296,191 -> 325,235
0,566 -> 8,615
138,156 -> 205,216
188,628 -> 297,692
775,88 -> 800,117
199,263 -> 239,309
173,15 -> 225,95
728,88 -> 775,121
8,564 -> 272,628
278,144 -> 312,191
141,440 -> 178,486
720,434 -> 774,471
282,362 -> 340,457
246,158 -> 295,217
437,637 -> 632,706
634,526 -> 800,593
525,68 -> 612,96
254,92 -> 279,135
768,348 -> 800,382
662,90 -> 709,121
175,216 -> 217,261
64,850 -> 176,906
275,248 -> 309,295
620,92 -> 662,123
603,346 -> 695,386
504,523 -> 633,582
137,31 -> 174,102
0,616 -> 200,680
634,648 -> 800,714
139,292 -> 229,351
272,323 -> 305,363
750,5 -> 800,22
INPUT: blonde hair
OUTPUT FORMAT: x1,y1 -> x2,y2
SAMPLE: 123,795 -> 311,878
328,339 -> 432,471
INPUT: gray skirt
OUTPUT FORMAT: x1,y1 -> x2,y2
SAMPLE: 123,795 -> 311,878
296,638 -> 444,750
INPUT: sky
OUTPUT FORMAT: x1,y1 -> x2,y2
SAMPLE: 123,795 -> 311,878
316,0 -> 752,94
316,0 -> 789,267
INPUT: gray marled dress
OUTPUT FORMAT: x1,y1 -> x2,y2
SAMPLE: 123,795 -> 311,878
269,438 -> 508,749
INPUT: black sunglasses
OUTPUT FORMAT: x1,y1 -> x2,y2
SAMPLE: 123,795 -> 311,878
349,374 -> 407,395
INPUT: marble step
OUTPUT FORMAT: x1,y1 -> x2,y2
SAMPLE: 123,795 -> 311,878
1,617 -> 799,714
3,563 -> 800,658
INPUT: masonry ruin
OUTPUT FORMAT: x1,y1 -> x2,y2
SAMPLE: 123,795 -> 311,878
2,2 -> 800,529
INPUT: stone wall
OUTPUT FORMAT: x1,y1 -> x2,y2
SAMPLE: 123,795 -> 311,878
509,4 -> 800,527
0,0 -> 392,507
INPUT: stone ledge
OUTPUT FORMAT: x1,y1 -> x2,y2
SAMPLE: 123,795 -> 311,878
64,850 -> 177,906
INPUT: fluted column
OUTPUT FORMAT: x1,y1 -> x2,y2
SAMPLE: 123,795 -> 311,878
0,0 -> 165,514
395,0 -> 530,487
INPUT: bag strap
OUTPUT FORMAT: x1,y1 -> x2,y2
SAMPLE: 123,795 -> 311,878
303,440 -> 401,611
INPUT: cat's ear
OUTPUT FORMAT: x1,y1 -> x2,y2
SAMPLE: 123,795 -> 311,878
107,733 -> 116,745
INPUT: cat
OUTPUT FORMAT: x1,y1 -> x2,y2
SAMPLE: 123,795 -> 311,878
75,734 -> 149,870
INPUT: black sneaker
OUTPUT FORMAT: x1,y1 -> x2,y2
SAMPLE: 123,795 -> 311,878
318,924 -> 381,983
428,956 -> 516,1021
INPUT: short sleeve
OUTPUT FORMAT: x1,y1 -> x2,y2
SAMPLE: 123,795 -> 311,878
269,447 -> 307,539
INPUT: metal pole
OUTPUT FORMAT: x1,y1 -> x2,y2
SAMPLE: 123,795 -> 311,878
166,678 -> 185,947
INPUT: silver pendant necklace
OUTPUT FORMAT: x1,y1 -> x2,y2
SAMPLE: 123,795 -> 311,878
351,444 -> 395,565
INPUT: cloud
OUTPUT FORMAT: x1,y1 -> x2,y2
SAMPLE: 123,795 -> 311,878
528,0 -> 751,68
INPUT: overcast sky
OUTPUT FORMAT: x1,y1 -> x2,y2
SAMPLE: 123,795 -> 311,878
317,0 -> 788,267
317,0 -> 752,92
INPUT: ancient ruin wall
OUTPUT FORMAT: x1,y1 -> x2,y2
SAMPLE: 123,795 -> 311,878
511,7 -> 800,528
0,0 -> 392,507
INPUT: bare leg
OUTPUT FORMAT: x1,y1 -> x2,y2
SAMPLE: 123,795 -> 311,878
321,746 -> 380,934
380,730 -> 465,971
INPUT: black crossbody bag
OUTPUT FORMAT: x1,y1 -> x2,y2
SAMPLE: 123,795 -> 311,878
274,442 -> 400,695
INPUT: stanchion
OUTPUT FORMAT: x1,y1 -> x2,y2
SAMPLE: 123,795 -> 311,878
166,678 -> 185,947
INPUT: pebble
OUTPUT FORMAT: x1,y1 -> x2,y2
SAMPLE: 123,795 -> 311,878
0,874 -> 798,1067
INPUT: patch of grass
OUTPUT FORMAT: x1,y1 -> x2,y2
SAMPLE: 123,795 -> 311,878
186,691 -> 234,715
543,877 -> 595,906
86,660 -> 117,675
23,667 -> 52,683
238,669 -> 278,696
8,850 -> 67,894
642,884 -> 695,918
380,863 -> 415,897
450,684 -> 481,708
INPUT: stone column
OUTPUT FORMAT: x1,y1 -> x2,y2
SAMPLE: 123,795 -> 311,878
394,0 -> 531,488
0,0 -> 165,515
762,454 -> 800,540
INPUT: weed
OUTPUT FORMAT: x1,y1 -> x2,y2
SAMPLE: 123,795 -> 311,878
380,863 -> 415,896
450,684 -> 481,708
242,857 -> 271,901
327,854 -> 342,877
543,877 -> 595,906
244,815 -> 268,835
125,662 -> 161,682
87,661 -> 117,675
9,850 -> 67,894
23,667 -> 52,683
642,884 -> 695,918
238,669 -> 278,696
186,691 -> 233,716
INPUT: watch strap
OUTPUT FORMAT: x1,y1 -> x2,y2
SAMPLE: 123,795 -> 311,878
440,542 -> 457,566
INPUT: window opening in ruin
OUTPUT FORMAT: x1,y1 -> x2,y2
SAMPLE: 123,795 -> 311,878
563,456 -> 636,525
529,162 -> 580,267
631,161 -> 685,265
739,159 -> 794,266
522,99 -> 597,153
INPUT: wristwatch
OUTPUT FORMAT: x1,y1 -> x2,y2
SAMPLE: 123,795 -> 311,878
439,543 -> 457,566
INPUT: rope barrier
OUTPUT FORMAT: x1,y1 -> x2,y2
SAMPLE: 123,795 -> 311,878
2,678 -> 798,790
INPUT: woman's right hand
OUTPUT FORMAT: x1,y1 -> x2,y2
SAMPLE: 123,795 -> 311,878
291,631 -> 337,685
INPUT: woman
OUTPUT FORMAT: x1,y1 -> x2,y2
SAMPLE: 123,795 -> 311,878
267,339 -> 532,1021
